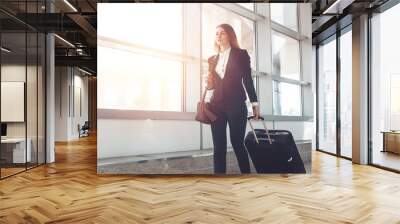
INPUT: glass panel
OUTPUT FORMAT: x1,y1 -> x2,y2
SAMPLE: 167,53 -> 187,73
237,3 -> 254,11
270,3 -> 298,31
98,46 -> 182,111
391,75 -> 400,129
38,33 -> 45,164
25,0 -> 39,169
318,38 -> 337,154
97,3 -> 183,54
340,29 -> 352,158
371,4 -> 400,171
272,31 -> 301,80
1,31 -> 27,177
273,81 -> 302,116
27,31 -> 38,169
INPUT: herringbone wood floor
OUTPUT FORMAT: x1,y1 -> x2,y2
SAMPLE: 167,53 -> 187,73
1,134 -> 400,224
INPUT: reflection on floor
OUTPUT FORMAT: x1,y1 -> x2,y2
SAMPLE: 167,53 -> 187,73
0,162 -> 42,179
0,167 -> 25,178
341,147 -> 352,158
373,150 -> 400,171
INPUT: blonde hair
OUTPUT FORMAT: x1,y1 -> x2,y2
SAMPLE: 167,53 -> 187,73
214,23 -> 240,52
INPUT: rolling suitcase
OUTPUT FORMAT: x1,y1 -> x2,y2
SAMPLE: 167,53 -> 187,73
244,116 -> 306,174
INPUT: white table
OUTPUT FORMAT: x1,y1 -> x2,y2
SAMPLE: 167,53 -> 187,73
1,138 -> 31,163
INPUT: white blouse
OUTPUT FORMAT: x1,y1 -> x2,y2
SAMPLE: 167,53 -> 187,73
215,46 -> 231,79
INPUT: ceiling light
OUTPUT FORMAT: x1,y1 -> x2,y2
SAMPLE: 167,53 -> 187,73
63,0 -> 78,12
54,34 -> 75,48
323,0 -> 341,14
1,47 -> 11,53
78,67 -> 92,76
322,0 -> 354,14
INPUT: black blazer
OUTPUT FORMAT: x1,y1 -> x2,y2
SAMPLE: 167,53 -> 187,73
208,47 -> 258,109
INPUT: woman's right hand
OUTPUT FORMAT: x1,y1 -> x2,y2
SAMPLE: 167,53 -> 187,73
252,105 -> 260,120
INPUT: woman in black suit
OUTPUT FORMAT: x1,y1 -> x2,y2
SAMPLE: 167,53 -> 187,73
206,24 -> 260,174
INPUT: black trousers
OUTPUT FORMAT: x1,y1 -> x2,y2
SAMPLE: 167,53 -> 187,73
210,102 -> 250,174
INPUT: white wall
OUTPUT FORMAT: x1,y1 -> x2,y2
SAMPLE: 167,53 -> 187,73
98,119 -> 201,159
97,118 -> 314,159
98,119 -> 283,159
71,73 -> 89,138
55,67 -> 89,141
55,67 -> 69,141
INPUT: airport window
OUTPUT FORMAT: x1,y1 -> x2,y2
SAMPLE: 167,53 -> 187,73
271,30 -> 301,81
270,5 -> 303,117
97,4 -> 183,111
98,4 -> 183,54
97,3 -> 311,121
98,47 -> 183,111
270,3 -> 298,32
273,81 -> 302,116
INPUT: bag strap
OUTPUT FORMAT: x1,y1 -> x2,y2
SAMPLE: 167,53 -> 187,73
201,88 -> 208,102
201,54 -> 220,103
247,116 -> 273,144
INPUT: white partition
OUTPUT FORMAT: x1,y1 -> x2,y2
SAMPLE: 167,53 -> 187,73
98,119 -> 201,159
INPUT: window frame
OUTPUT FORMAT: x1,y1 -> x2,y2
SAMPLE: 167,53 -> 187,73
98,3 -> 312,122
0,1 -> 47,179
270,4 -> 310,118
97,4 -> 186,112
315,24 -> 353,160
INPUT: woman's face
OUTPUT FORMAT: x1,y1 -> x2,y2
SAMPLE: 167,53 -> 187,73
215,27 -> 229,48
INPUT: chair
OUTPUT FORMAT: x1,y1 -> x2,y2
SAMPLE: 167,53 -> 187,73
78,121 -> 90,138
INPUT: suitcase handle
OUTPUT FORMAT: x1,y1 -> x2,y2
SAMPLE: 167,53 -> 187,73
247,116 -> 273,144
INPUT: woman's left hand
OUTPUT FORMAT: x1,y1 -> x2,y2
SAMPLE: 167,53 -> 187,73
252,105 -> 260,120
